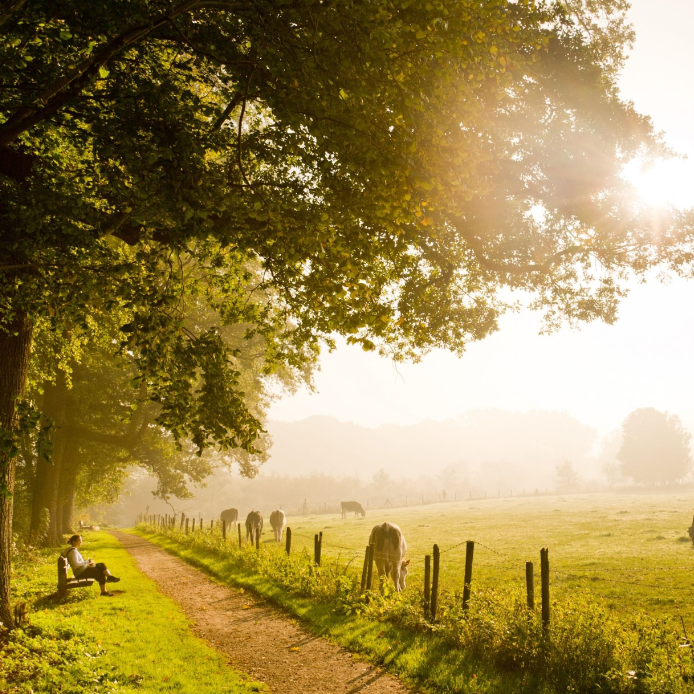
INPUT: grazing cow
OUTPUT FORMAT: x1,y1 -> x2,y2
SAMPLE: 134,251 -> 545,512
341,501 -> 366,519
220,508 -> 238,528
245,511 -> 263,544
269,510 -> 286,542
368,521 -> 409,592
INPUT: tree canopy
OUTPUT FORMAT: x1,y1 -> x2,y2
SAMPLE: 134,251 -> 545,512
617,408 -> 692,484
2,0 -> 694,626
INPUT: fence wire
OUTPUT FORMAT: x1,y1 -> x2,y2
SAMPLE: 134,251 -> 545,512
138,515 -> 694,602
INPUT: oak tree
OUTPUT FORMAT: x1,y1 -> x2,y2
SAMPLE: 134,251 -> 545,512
1,0 -> 693,626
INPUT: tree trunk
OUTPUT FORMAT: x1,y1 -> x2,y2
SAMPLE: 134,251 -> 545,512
40,371 -> 68,547
0,312 -> 33,629
28,413 -> 53,542
59,441 -> 79,535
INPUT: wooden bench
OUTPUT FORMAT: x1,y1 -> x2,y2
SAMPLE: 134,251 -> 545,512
57,556 -> 95,597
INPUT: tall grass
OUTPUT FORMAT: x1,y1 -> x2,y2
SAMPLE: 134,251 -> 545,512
137,520 -> 694,694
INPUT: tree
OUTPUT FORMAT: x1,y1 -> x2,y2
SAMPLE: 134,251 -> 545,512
599,430 -> 624,488
556,459 -> 579,493
16,281 -> 311,547
1,0 -> 693,626
617,408 -> 692,485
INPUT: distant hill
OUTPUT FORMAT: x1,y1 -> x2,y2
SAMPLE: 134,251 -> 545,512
109,409 -> 599,525
264,409 -> 598,483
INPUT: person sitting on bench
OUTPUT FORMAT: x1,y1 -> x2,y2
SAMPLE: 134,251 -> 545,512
63,534 -> 120,596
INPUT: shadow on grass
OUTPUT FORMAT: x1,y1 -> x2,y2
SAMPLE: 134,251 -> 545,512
33,588 -> 96,613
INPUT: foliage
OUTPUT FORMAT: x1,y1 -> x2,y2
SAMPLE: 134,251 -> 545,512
556,459 -> 579,492
617,408 -> 692,484
0,622 -> 114,694
137,520 -> 694,693
2,532 -> 264,693
2,0 -> 693,452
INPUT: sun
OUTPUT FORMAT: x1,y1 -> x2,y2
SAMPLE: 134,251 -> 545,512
622,157 -> 694,209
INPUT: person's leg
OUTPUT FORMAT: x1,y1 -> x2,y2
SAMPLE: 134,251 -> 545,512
94,562 -> 120,587
79,564 -> 109,594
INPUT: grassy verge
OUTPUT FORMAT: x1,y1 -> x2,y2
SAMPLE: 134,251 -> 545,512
132,527 -> 524,694
1,531 -> 264,694
133,524 -> 694,694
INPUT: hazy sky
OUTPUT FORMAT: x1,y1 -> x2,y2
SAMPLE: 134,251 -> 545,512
268,0 -> 694,436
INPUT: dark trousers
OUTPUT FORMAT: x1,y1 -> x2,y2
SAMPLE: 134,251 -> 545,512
78,562 -> 108,585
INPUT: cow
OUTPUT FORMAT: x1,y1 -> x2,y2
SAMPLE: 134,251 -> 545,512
341,501 -> 365,519
269,510 -> 286,542
368,521 -> 409,592
245,511 -> 263,544
220,508 -> 238,529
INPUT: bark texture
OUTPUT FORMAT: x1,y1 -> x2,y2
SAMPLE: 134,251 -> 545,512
59,440 -> 79,534
30,372 -> 68,546
0,312 -> 33,629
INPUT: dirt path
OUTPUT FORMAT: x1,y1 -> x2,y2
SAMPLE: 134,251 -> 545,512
112,532 -> 414,694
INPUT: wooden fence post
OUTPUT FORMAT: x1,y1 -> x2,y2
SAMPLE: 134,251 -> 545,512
210,520 -> 214,532
360,545 -> 369,594
366,543 -> 375,591
180,514 -> 185,530
222,520 -> 226,540
431,544 -> 440,620
238,523 -> 242,548
285,527 -> 292,555
200,518 -> 203,532
192,518 -> 196,532
462,541 -> 474,611
255,527 -> 260,551
540,548 -> 550,630
314,534 -> 320,565
424,555 -> 431,617
526,561 -> 534,610
318,531 -> 323,566
185,518 -> 189,534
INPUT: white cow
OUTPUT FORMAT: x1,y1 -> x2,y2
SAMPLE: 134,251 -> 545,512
368,521 -> 409,592
269,510 -> 286,542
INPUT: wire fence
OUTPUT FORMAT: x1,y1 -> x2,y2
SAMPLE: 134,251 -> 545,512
138,511 -> 694,625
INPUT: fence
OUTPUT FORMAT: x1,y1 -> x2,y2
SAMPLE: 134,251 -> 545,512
135,509 -> 694,627
137,511 -> 557,626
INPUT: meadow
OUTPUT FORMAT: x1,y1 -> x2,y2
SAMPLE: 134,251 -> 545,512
136,490 -> 694,693
271,491 -> 694,622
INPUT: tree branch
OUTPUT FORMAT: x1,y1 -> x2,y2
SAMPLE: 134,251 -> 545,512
0,0 -> 26,30
0,0 -> 251,148
210,91 -> 243,134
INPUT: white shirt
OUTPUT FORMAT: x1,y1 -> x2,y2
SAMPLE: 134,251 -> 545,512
64,547 -> 89,576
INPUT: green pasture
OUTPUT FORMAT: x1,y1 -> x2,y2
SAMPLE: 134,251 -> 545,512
2,531 -> 263,694
280,491 -> 694,621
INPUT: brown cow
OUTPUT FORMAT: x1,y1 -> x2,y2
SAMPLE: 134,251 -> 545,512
220,508 -> 238,528
245,511 -> 263,543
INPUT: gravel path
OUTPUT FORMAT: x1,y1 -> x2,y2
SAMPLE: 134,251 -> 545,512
112,531 -> 414,694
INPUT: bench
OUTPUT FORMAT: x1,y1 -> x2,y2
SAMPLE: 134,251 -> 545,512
57,556 -> 95,597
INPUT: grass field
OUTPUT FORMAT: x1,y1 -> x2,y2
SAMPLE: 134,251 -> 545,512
135,492 -> 694,694
279,491 -> 694,622
2,531 -> 263,694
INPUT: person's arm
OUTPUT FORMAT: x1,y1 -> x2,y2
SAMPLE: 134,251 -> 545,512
66,548 -> 89,575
